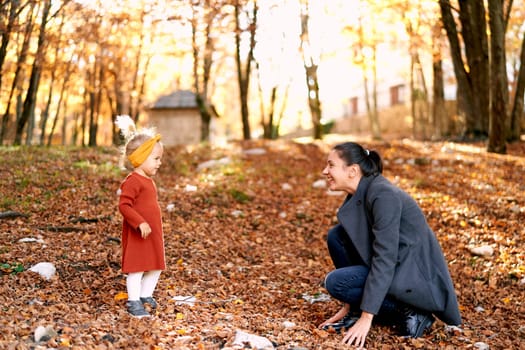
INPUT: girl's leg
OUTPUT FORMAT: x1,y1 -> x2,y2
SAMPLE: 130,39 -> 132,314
126,272 -> 144,301
140,270 -> 162,298
126,272 -> 150,317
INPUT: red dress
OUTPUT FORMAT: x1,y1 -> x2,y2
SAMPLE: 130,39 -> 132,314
118,172 -> 166,273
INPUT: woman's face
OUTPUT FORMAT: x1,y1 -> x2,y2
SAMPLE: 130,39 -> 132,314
322,150 -> 360,193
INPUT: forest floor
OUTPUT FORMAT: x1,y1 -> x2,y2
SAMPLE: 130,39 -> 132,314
0,136 -> 524,349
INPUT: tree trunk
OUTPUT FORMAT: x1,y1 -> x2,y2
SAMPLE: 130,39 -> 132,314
508,31 -> 525,141
431,22 -> 448,139
191,2 -> 218,143
47,50 -> 74,146
487,0 -> 508,153
370,44 -> 380,140
355,14 -> 380,140
305,64 -> 322,139
40,11 -> 65,145
0,0 -> 23,91
458,0 -> 490,137
439,0 -> 487,138
410,54 -> 417,139
300,3 -> 323,140
0,2 -> 36,145
15,0 -> 52,145
234,0 -> 256,140
196,94 -> 211,142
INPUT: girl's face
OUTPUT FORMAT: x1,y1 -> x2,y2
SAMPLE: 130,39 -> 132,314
322,150 -> 361,194
136,143 -> 163,177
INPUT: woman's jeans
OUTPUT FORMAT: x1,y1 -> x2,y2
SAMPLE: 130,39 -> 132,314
325,224 -> 399,316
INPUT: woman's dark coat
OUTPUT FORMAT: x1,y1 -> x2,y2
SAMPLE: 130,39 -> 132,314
336,174 -> 461,325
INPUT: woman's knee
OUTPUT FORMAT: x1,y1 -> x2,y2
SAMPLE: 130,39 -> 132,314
324,266 -> 368,297
324,270 -> 336,295
324,269 -> 345,296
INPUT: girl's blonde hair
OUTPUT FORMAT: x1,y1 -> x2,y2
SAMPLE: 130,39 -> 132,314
115,115 -> 159,169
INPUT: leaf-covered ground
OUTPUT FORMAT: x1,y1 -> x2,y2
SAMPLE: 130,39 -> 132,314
1,137 -> 524,349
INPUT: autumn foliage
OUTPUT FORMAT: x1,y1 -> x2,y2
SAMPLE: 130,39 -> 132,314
0,138 -> 524,349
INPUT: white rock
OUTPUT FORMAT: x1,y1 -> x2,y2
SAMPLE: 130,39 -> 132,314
281,183 -> 292,191
243,148 -> 266,155
232,210 -> 244,217
302,292 -> 331,304
510,204 -> 520,213
184,184 -> 198,192
473,342 -> 490,350
279,212 -> 287,218
282,321 -> 296,328
232,330 -> 274,349
18,237 -> 45,244
34,325 -> 57,342
469,245 -> 494,257
197,159 -> 217,170
197,157 -> 231,171
166,203 -> 175,212
444,325 -> 462,333
474,306 -> 485,313
312,179 -> 327,188
29,262 -> 56,280
172,295 -> 196,306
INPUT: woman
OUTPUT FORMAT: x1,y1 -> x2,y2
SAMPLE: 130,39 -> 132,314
318,142 -> 461,347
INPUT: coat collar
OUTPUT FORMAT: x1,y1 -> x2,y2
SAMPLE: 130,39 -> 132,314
341,174 -> 377,209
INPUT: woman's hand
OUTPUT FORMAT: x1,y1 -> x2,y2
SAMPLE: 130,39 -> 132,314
138,222 -> 152,238
342,311 -> 373,348
319,304 -> 350,328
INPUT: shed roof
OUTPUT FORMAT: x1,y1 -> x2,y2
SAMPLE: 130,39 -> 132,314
150,90 -> 198,109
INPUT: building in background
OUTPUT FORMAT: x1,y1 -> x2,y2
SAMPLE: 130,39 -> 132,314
146,90 -> 202,146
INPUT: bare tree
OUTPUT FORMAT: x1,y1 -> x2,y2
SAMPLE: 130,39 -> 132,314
431,22 -> 449,139
487,0 -> 508,153
299,0 -> 323,140
439,0 -> 490,139
15,0 -> 52,145
40,11 -> 66,145
234,0 -> 257,140
509,31 -> 525,141
440,0 -> 523,153
0,1 -> 36,144
0,0 -> 29,91
190,0 -> 226,142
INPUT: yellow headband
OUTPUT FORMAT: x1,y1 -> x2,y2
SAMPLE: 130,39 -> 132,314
128,134 -> 161,167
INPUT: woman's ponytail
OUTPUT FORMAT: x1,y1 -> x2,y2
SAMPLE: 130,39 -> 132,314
333,142 -> 382,176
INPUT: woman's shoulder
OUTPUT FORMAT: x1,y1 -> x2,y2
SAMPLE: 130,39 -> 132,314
367,175 -> 402,198
369,175 -> 395,190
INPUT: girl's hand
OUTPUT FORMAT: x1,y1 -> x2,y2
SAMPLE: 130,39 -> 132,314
342,311 -> 373,348
319,304 -> 350,328
138,222 -> 152,238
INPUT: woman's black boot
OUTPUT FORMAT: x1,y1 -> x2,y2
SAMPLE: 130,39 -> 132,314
395,306 -> 434,338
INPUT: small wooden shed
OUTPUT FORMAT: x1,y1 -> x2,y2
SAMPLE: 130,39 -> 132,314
146,90 -> 202,146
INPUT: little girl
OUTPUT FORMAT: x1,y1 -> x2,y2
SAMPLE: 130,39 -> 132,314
116,115 -> 165,318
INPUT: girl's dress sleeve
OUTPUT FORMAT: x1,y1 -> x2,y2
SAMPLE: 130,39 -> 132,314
118,175 -> 146,230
